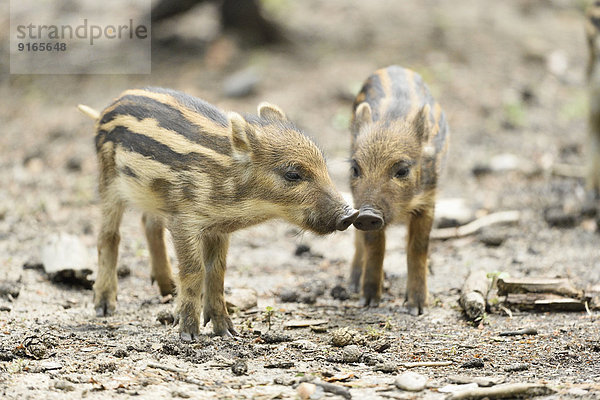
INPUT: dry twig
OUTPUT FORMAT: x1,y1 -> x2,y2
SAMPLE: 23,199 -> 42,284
431,211 -> 520,240
402,361 -> 452,368
447,382 -> 555,399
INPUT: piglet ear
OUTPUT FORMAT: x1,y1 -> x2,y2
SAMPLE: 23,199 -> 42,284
228,112 -> 251,154
354,102 -> 373,126
257,102 -> 287,121
413,104 -> 431,143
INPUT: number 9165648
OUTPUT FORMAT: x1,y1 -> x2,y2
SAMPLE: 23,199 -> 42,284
17,42 -> 67,52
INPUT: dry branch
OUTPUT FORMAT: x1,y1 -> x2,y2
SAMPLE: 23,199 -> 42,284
497,277 -> 583,298
502,293 -> 588,312
447,382 -> 555,399
498,327 -> 537,336
459,270 -> 490,321
431,211 -> 520,240
401,361 -> 452,368
551,163 -> 586,178
147,362 -> 186,374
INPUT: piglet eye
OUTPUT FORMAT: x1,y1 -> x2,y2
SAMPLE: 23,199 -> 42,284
284,170 -> 302,182
395,166 -> 410,179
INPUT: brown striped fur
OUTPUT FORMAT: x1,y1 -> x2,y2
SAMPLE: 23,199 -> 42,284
349,66 -> 449,315
82,88 -> 357,341
586,1 -> 600,197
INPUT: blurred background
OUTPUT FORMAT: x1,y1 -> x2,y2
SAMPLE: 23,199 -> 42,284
0,0 -> 597,286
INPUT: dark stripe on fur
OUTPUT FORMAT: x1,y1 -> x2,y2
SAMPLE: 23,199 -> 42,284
143,87 -> 229,127
101,95 -> 232,156
98,126 -> 228,173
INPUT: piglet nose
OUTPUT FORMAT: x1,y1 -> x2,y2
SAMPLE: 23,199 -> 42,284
336,207 -> 359,231
354,208 -> 384,231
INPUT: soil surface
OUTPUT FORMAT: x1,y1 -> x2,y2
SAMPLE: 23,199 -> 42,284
1,1 -> 600,399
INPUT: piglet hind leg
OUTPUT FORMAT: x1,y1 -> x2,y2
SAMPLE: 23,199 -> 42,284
170,222 -> 205,342
358,230 -> 386,307
405,209 -> 434,316
94,200 -> 125,317
142,213 -> 176,296
202,233 -> 238,338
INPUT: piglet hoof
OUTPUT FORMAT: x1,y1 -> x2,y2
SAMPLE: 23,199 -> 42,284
94,298 -> 116,317
178,321 -> 201,342
203,312 -> 238,338
179,331 -> 200,342
154,276 -> 176,297
359,284 -> 381,307
358,295 -> 380,308
404,298 -> 426,316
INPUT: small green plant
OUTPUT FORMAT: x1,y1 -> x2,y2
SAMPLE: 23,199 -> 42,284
366,326 -> 383,340
503,99 -> 526,128
243,317 -> 253,332
382,317 -> 394,331
263,306 -> 275,331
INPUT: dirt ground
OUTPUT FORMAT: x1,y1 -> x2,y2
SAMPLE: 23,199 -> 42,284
1,1 -> 600,399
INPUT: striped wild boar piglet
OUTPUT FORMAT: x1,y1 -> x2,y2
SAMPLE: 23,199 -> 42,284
79,87 -> 358,341
349,66 -> 449,315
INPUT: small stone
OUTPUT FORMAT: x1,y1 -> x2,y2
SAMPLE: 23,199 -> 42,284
40,361 -> 63,371
300,293 -> 317,304
231,359 -> 248,375
374,362 -> 397,373
113,348 -> 128,358
225,288 -> 258,312
261,332 -> 293,344
41,233 -> 94,289
490,153 -> 521,172
394,371 -> 427,392
161,343 -> 180,356
448,374 -> 505,387
0,280 -> 21,299
65,158 -> 82,172
472,164 -> 492,177
567,388 -> 589,397
264,361 -> 294,369
373,340 -> 391,353
0,351 -> 15,361
54,380 -> 75,391
362,352 -> 384,366
289,340 -> 318,351
341,345 -> 361,363
294,244 -> 311,257
330,285 -> 349,300
547,49 -> 568,76
435,198 -> 475,228
279,289 -> 299,303
297,382 -> 317,400
22,260 -> 44,271
478,229 -> 506,247
461,359 -> 484,369
504,363 -> 529,372
157,310 -> 175,325
42,233 -> 92,272
117,265 -> 131,278
544,207 -> 578,228
310,325 -> 327,333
